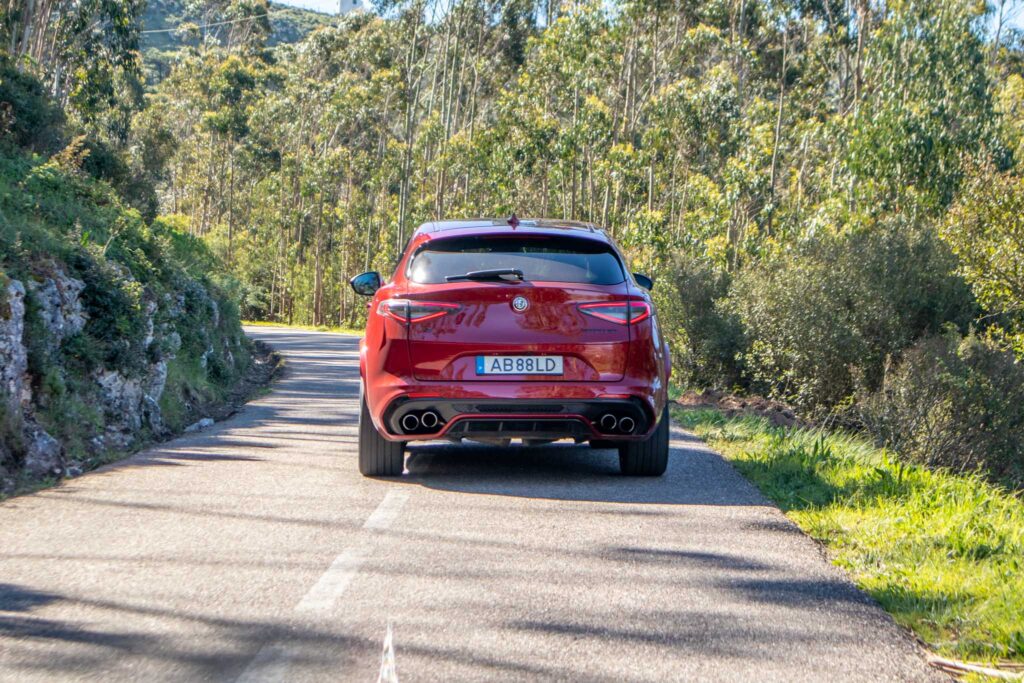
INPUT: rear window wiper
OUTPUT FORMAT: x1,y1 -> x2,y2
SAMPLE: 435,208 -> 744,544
445,268 -> 525,282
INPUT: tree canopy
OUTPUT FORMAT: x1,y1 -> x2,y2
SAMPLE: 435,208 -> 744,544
6,0 -> 1024,413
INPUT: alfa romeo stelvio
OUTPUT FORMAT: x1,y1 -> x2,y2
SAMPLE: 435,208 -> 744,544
349,217 -> 671,477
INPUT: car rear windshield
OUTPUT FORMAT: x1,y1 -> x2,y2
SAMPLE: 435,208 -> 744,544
407,235 -> 625,285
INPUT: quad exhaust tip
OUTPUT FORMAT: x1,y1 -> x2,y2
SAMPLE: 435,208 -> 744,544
599,413 -> 636,434
401,410 -> 440,433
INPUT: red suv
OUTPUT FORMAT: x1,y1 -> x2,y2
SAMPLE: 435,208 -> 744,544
349,218 -> 671,477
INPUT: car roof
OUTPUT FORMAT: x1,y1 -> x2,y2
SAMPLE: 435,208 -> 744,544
414,217 -> 606,239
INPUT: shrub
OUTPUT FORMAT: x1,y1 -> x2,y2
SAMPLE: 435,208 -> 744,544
858,330 -> 1024,485
727,224 -> 975,413
656,254 -> 743,389
942,160 -> 1024,350
0,54 -> 65,153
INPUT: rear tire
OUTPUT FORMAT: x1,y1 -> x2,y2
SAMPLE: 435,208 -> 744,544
618,406 -> 669,476
358,393 -> 405,477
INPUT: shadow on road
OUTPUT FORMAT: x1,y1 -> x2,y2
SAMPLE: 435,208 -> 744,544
0,582 -> 365,680
400,427 -> 770,506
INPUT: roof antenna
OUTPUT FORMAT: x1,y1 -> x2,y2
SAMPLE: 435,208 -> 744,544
508,213 -> 519,229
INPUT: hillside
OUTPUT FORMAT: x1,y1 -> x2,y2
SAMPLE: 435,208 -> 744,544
0,57 -> 251,493
141,0 -> 335,81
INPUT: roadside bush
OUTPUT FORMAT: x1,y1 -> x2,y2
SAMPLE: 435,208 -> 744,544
656,254 -> 743,389
0,54 -> 65,153
942,160 -> 1024,353
858,330 -> 1024,485
727,224 -> 975,413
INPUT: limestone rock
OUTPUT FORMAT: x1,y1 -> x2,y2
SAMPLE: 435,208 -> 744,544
0,278 -> 29,408
94,356 -> 169,440
95,369 -> 145,434
184,417 -> 214,433
23,426 -> 62,478
27,268 -> 87,348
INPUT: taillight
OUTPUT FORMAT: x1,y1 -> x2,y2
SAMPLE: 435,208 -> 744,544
578,301 -> 651,325
378,299 -> 460,323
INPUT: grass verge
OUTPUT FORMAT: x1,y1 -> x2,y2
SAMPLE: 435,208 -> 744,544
672,405 -> 1024,666
242,320 -> 364,336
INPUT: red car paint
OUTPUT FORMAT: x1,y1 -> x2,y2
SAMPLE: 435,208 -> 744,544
356,218 -> 671,443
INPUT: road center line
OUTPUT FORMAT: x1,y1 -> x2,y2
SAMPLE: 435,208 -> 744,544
363,490 -> 410,530
377,622 -> 399,683
294,547 -> 369,613
295,489 -> 410,614
236,489 -> 410,681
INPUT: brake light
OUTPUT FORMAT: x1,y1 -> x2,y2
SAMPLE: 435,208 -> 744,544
578,301 -> 651,325
378,299 -> 460,323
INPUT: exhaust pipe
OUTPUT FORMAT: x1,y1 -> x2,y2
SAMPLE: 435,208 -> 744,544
420,411 -> 439,429
400,413 -> 420,433
599,414 -> 618,433
618,416 -> 636,434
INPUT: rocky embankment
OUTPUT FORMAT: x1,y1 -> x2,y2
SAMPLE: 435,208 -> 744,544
0,58 -> 260,496
0,262 -> 254,493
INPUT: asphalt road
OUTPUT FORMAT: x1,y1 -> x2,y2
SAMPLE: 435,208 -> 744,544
0,327 -> 944,682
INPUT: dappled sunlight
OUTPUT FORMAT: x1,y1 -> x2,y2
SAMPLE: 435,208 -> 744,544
682,406 -> 1024,662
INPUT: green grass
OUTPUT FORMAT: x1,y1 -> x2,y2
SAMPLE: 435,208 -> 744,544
242,320 -> 364,336
159,355 -> 215,432
674,406 -> 1024,665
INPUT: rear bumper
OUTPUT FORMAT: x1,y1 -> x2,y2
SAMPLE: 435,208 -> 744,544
382,396 -> 651,441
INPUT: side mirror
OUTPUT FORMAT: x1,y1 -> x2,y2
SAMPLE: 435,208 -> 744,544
633,273 -> 654,291
350,271 -> 382,296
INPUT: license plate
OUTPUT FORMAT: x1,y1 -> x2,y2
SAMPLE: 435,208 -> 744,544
476,355 -> 564,375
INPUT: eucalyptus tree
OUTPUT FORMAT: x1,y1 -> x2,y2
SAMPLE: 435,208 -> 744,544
0,0 -> 145,139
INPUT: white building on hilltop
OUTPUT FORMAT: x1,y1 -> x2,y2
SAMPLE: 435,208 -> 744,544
338,0 -> 365,15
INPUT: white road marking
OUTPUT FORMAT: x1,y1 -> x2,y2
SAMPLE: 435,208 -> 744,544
294,547 -> 369,614
377,622 -> 399,683
236,489 -> 410,681
296,490 -> 408,613
363,490 -> 410,530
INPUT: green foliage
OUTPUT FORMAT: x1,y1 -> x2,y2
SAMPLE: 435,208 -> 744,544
858,330 -> 1024,486
129,0 -> 1009,349
0,54 -> 65,153
159,355 -> 212,432
942,160 -> 1024,347
996,73 -> 1024,165
0,392 -> 24,477
727,224 -> 976,412
1,0 -> 146,142
847,0 -> 998,211
0,65 -> 250,473
678,406 -> 1024,662
34,370 -> 104,465
656,254 -> 743,389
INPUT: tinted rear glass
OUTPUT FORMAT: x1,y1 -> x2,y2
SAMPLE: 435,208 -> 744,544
408,236 -> 625,285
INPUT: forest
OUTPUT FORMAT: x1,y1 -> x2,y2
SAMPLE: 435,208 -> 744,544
3,0 -> 1024,484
